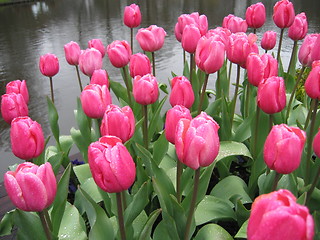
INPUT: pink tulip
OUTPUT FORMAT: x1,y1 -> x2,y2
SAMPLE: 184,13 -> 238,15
264,124 -> 306,174
169,76 -> 194,108
10,116 -> 45,160
261,31 -> 277,51
88,136 -> 136,193
133,74 -> 159,105
181,24 -> 201,54
80,84 -> 112,118
88,39 -> 106,58
273,0 -> 295,29
222,14 -> 248,33
136,25 -> 166,52
247,53 -> 278,87
107,40 -> 132,68
313,129 -> 320,159
129,53 -> 151,78
257,76 -> 286,114
4,162 -> 57,212
123,3 -> 141,28
305,61 -> 320,99
205,27 -> 231,48
90,69 -> 110,88
195,36 -> 225,74
100,104 -> 135,143
79,48 -> 103,77
311,35 -> 320,62
1,93 -> 28,124
248,189 -> 314,240
39,53 -> 59,77
175,112 -> 220,170
298,34 -> 319,67
64,41 -> 81,65
245,2 -> 266,29
6,80 -> 29,104
288,13 -> 308,41
165,105 -> 192,144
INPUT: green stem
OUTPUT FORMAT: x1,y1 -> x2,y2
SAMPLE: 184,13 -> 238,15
197,74 -> 209,115
142,105 -> 148,149
269,114 -> 274,132
121,191 -> 127,211
49,76 -> 54,104
304,98 -> 316,130
216,69 -> 221,99
183,49 -> 186,66
176,160 -> 183,203
306,165 -> 320,204
130,27 -> 133,53
245,83 -> 251,118
230,64 -> 241,125
121,67 -> 132,108
253,28 -> 257,34
277,28 -> 284,62
228,61 -> 232,96
75,65 -> 83,92
184,168 -> 201,240
271,172 -> 281,191
152,52 -> 156,76
44,209 -> 53,232
252,106 -> 261,159
287,40 -> 298,74
39,211 -> 52,240
116,192 -> 126,240
189,53 -> 194,86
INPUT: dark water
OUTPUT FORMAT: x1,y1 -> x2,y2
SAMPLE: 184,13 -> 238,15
0,0 -> 320,177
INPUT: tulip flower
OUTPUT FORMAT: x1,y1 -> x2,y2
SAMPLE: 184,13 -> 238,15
222,14 -> 248,33
88,38 -> 106,58
10,116 -> 45,160
133,74 -> 158,106
106,40 -> 132,68
313,129 -> 320,158
123,3 -> 141,28
298,34 -> 319,67
305,61 -> 320,99
100,104 -> 135,143
136,25 -> 166,53
39,53 -> 59,77
205,27 -> 231,48
264,124 -> 306,174
129,53 -> 152,78
1,93 -> 28,124
64,41 -> 81,66
4,162 -> 57,212
80,84 -> 112,119
245,2 -> 266,31
90,69 -> 110,88
247,189 -> 314,240
79,48 -> 103,77
288,12 -> 308,41
273,0 -> 295,29
311,34 -> 320,62
169,76 -> 194,109
261,31 -> 277,52
181,24 -> 201,54
6,80 -> 29,104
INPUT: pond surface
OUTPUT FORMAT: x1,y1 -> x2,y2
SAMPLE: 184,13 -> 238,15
0,0 -> 320,177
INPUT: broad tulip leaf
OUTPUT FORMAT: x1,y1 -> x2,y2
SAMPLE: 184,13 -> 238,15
194,223 -> 233,240
81,177 -> 103,203
205,98 -> 222,117
220,95 -> 232,140
0,210 -> 15,237
109,79 -> 129,105
47,152 -> 63,176
234,219 -> 248,239
73,163 -> 92,185
148,96 -> 167,142
215,141 -> 253,162
153,131 -> 169,165
47,96 -> 60,146
75,98 -> 92,143
153,219 -> 179,240
138,209 -> 162,240
70,127 -> 89,163
232,113 -> 255,142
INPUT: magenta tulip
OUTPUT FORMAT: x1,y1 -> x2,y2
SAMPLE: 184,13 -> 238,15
288,13 -> 308,41
245,2 -> 266,29
298,34 -> 319,67
100,104 -> 135,143
123,3 -> 141,28
10,116 -> 45,160
133,74 -> 159,105
313,129 -> 320,158
181,24 -> 201,54
1,93 -> 28,124
305,61 -> 320,99
311,35 -> 320,62
6,80 -> 29,104
39,53 -> 59,77
79,48 -> 103,77
222,14 -> 248,33
169,76 -> 194,108
205,27 -> 231,48
175,112 -> 220,170
107,40 -> 132,68
88,136 -> 136,193
136,25 -> 166,52
248,189 -> 314,240
64,41 -> 81,65
264,124 -> 306,174
273,0 -> 295,29
261,31 -> 277,51
90,69 -> 110,88
88,39 -> 106,58
129,53 -> 152,78
4,162 -> 57,212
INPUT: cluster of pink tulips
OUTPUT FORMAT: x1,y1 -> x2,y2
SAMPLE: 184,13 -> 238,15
1,0 -> 320,239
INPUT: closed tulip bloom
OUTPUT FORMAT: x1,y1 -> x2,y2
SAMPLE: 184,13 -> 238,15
4,162 -> 57,212
169,76 -> 194,108
90,69 -> 110,88
129,53 -> 151,78
257,76 -> 286,114
298,34 -> 319,67
288,13 -> 308,41
64,41 -> 81,65
80,84 -> 112,119
273,0 -> 295,29
1,93 -> 28,124
165,105 -> 192,144
175,112 -> 220,170
100,104 -> 135,143
133,74 -> 159,105
88,39 -> 106,58
247,53 -> 278,87
313,129 -> 320,158
248,189 -> 314,240
261,31 -> 277,51
174,22 -> 182,42
195,36 -> 225,74
222,14 -> 248,33
10,116 -> 45,160
79,48 -> 103,77
107,40 -> 132,68
88,136 -> 136,193
305,62 -> 320,99
205,27 -> 231,48
39,53 -> 59,77
136,25 -> 166,52
6,80 -> 29,104
245,2 -> 266,29
311,34 -> 320,62
181,24 -> 201,54
123,3 -> 141,28
264,124 -> 306,174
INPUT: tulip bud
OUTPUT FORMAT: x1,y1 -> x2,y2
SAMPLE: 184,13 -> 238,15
169,76 -> 194,108
273,0 -> 295,29
129,53 -> 152,78
288,13 -> 308,41
88,136 -> 136,193
264,124 -> 306,174
181,24 -> 201,54
136,25 -> 167,52
6,80 -> 29,104
205,27 -> 231,48
90,69 -> 110,88
311,35 -> 320,62
106,40 -> 132,68
64,41 -> 81,65
100,104 -> 135,143
245,2 -> 266,29
298,34 -> 319,67
165,105 -> 192,144
80,84 -> 112,119
4,162 -> 57,212
175,112 -> 220,170
305,62 -> 320,99
39,53 -> 59,77
133,74 -> 159,105
257,76 -> 286,114
174,22 -> 182,42
123,3 -> 142,28
88,39 -> 106,58
10,116 -> 45,160
222,14 -> 248,33
79,48 -> 103,77
1,93 -> 28,124
248,189 -> 314,240
261,31 -> 277,51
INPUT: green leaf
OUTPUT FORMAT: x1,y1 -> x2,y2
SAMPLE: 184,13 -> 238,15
205,98 -> 222,117
235,219 -> 248,239
0,210 -> 15,237
110,79 -> 129,104
75,98 -> 92,143
71,127 -> 89,163
47,96 -> 60,147
159,83 -> 168,94
194,223 -> 233,240
153,219 -> 180,240
148,96 -> 167,142
232,114 -> 254,142
231,198 -> 250,227
220,96 -> 232,140
216,141 -> 253,162
59,135 -> 74,155
138,209 -> 162,240
73,163 -> 92,185
47,152 -> 63,176
153,131 -> 169,165
81,178 -> 103,203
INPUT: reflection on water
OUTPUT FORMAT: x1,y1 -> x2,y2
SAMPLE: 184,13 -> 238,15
0,0 -> 319,176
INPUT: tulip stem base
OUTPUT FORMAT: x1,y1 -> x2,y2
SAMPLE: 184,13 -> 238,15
277,28 -> 284,62
39,210 -> 52,240
142,105 -> 148,149
49,76 -> 54,104
75,65 -> 83,92
176,160 -> 183,203
116,192 -> 127,240
197,73 -> 209,115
